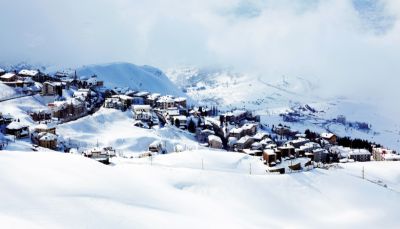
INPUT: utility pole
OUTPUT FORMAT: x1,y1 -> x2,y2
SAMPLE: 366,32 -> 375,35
362,166 -> 365,179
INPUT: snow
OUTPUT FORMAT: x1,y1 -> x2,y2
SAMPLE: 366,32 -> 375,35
77,63 -> 187,98
56,108 -> 199,154
0,72 -> 16,80
6,121 -> 29,130
38,132 -> 57,141
18,69 -> 39,76
0,150 -> 399,228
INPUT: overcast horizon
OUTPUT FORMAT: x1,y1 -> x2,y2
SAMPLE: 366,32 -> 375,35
1,0 -> 400,115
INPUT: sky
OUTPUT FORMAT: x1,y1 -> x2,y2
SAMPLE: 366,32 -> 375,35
0,0 -> 400,114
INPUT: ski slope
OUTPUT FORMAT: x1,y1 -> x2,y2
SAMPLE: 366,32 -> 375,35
0,150 -> 399,228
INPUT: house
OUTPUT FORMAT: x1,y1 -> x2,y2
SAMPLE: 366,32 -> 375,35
228,127 -> 243,139
313,148 -> 329,162
135,91 -> 150,99
0,72 -> 17,82
278,145 -> 296,158
34,122 -> 56,134
320,133 -> 337,144
48,98 -> 86,120
6,121 -> 30,138
157,95 -> 175,109
104,97 -> 123,110
348,149 -> 371,162
42,81 -> 63,96
236,136 -> 254,151
0,113 -> 13,125
148,140 -> 166,154
251,132 -> 267,142
196,128 -> 215,143
288,138 -> 310,148
241,123 -> 257,136
83,147 -> 116,164
37,132 -> 58,149
174,97 -> 187,108
372,147 -> 400,161
263,149 -> 277,166
173,115 -> 188,129
220,110 -> 248,124
145,93 -> 161,107
208,135 -> 223,149
18,69 -> 39,78
86,75 -> 104,88
132,105 -> 152,121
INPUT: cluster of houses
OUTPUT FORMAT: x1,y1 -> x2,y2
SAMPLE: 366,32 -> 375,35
0,69 -> 42,94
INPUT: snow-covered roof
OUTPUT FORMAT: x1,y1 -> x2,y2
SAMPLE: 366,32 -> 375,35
35,122 -> 56,130
135,91 -> 150,97
18,69 -> 39,76
229,127 -> 243,134
39,132 -> 58,141
349,149 -> 370,156
224,109 -> 247,117
264,149 -> 276,155
242,123 -> 257,130
237,136 -> 252,144
158,95 -> 175,103
0,73 -> 16,79
208,135 -> 222,143
320,133 -> 335,139
174,97 -> 186,102
132,105 -> 151,110
7,121 -> 29,130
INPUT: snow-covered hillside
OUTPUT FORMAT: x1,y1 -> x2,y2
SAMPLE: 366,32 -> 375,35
0,150 -> 399,228
165,67 -> 400,150
77,63 -> 186,97
57,108 -> 199,154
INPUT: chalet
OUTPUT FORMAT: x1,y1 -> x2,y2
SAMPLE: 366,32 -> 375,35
37,132 -> 58,149
6,121 -> 30,138
174,97 -> 187,108
372,147 -> 400,161
320,133 -> 337,144
242,148 -> 262,156
251,132 -> 267,142
208,135 -> 223,149
330,146 -> 351,158
288,138 -> 310,148
236,136 -> 254,151
220,110 -> 248,124
242,123 -> 257,136
0,73 -> 17,82
48,99 -> 86,120
348,149 -> 371,162
34,122 -> 56,134
228,127 -> 243,139
18,69 -> 39,78
112,95 -> 133,110
173,115 -> 188,129
196,128 -> 215,143
145,93 -> 161,107
42,81 -> 63,96
148,140 -> 166,154
0,113 -> 13,125
300,142 -> 321,153
251,142 -> 263,150
86,75 -> 104,88
263,149 -> 277,166
312,148 -> 329,162
278,145 -> 295,158
83,147 -> 116,164
104,97 -> 123,110
132,105 -> 152,121
157,95 -> 175,109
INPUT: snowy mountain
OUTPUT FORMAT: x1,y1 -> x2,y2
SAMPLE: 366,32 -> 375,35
77,62 -> 186,97
165,67 -> 400,150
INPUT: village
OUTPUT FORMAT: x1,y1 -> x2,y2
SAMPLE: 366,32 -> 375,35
1,67 -> 399,173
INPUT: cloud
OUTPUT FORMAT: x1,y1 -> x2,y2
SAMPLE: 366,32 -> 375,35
0,0 -> 399,114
